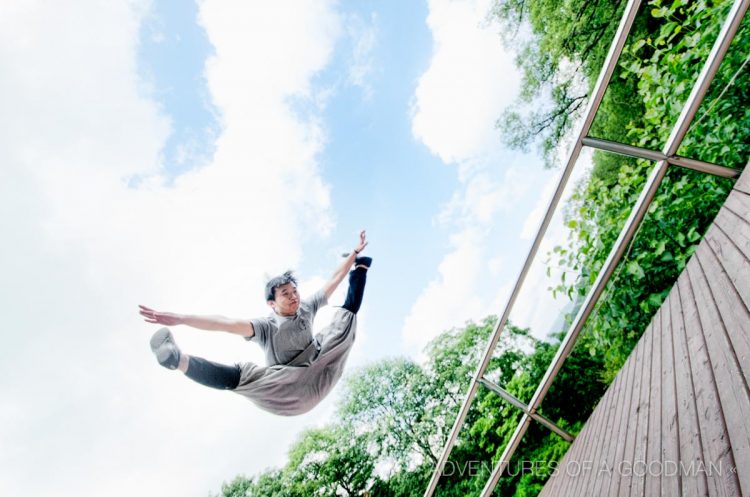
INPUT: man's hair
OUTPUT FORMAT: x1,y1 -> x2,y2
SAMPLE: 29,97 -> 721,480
265,270 -> 298,301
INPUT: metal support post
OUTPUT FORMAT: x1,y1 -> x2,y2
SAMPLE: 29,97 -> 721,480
581,136 -> 742,179
477,1 -> 749,494
421,1 -> 644,495
479,376 -> 575,442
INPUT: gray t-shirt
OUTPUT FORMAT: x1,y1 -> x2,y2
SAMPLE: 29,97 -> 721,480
246,289 -> 328,366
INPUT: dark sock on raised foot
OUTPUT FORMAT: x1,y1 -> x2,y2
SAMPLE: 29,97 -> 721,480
343,257 -> 371,313
354,256 -> 372,268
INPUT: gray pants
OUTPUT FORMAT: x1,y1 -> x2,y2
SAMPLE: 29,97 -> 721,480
232,308 -> 357,416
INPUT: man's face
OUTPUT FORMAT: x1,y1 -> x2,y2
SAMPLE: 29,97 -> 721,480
269,282 -> 300,316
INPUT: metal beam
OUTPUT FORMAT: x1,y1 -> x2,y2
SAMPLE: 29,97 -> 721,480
477,1 -> 750,495
479,160 -> 669,496
669,156 -> 741,179
421,2 -> 644,495
478,377 -> 575,442
581,136 -> 666,162
581,136 -> 742,179
664,0 -> 750,156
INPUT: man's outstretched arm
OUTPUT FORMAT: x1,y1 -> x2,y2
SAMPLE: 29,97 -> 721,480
138,305 -> 255,337
322,230 -> 368,300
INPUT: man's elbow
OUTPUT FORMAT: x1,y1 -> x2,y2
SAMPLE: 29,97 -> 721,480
232,321 -> 254,337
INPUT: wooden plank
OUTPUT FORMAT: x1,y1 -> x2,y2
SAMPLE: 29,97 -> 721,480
540,184 -> 750,497
644,309 -> 662,497
628,323 -> 653,497
670,286 -> 709,497
547,338 -> 642,497
549,423 -> 581,496
577,358 -> 619,497
725,188 -> 750,217
568,397 -> 604,495
558,391 -> 598,496
580,355 -> 625,497
615,331 -> 646,497
659,298 -> 681,497
734,167 -> 750,196
539,445 -> 562,497
542,390 -> 593,497
712,211 -> 750,308
705,226 -> 750,386
724,188 -> 750,223
679,266 -> 741,496
717,195 -> 750,261
540,390 -> 591,497
567,388 -> 605,496
694,244 -> 750,495
599,347 -> 637,497
538,437 -> 562,497
702,228 -> 750,376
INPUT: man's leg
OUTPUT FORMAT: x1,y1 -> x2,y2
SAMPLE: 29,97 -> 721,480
342,257 -> 371,314
182,356 -> 241,390
150,328 -> 240,390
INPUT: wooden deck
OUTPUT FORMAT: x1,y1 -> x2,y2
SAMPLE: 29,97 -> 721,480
538,168 -> 750,497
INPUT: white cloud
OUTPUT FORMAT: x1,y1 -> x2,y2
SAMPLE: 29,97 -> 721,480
410,0 -> 519,165
0,1 -> 346,496
402,0 -> 560,356
345,12 -> 378,100
438,166 -> 534,226
488,255 -> 504,275
401,229 -> 485,356
402,0 -> 523,355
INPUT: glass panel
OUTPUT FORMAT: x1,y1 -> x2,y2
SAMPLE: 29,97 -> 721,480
589,0 -> 736,155
678,12 -> 750,169
534,154 -> 732,430
432,401 -> 524,496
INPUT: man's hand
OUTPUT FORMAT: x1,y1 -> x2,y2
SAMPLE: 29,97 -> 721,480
324,230 -> 369,300
354,230 -> 368,254
139,305 -> 184,326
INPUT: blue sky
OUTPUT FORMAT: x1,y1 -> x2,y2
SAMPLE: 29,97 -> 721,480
0,1 -> 585,496
133,0 -> 560,363
136,1 -> 458,349
138,0 -> 218,180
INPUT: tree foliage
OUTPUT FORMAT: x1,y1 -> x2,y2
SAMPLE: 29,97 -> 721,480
492,0 -> 642,166
212,319 -> 605,496
539,0 -> 749,380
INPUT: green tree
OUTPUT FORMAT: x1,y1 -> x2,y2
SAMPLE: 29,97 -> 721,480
339,358 -> 439,468
215,471 -> 289,497
491,0 -> 647,169
216,426 -> 376,497
285,424 -> 375,496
